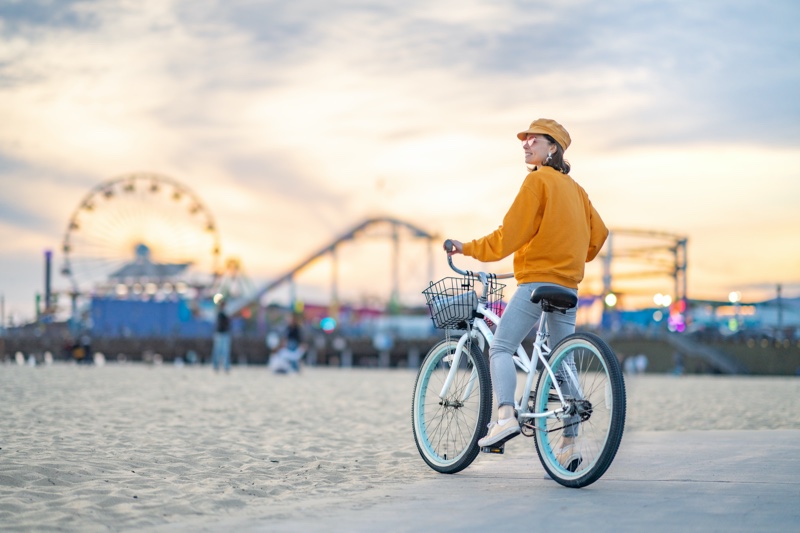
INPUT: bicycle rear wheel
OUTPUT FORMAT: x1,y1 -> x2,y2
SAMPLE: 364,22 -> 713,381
532,332 -> 626,488
411,337 -> 492,474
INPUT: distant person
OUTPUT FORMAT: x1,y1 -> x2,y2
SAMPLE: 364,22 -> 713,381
635,354 -> 649,374
446,118 -> 608,465
286,314 -> 303,352
212,302 -> 231,372
72,333 -> 92,364
624,356 -> 637,375
269,314 -> 306,374
672,351 -> 684,375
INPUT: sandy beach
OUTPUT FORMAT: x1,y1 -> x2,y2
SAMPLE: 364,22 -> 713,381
1,362 -> 799,531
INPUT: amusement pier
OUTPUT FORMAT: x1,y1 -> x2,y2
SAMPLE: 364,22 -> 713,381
2,173 -> 799,375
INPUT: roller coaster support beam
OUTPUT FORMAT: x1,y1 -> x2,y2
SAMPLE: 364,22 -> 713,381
227,217 -> 437,315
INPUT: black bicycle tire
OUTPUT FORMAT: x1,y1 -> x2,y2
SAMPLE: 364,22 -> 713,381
411,338 -> 492,474
533,332 -> 626,488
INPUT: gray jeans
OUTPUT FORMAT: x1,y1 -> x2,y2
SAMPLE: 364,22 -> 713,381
489,282 -> 578,409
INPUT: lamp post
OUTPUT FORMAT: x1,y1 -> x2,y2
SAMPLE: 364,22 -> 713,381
728,291 -> 742,331
652,293 -> 672,326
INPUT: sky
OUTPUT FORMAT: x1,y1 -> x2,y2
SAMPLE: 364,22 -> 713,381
1,0 -> 799,324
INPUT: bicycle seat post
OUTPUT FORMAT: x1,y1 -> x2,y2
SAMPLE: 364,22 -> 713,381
535,307 -> 550,345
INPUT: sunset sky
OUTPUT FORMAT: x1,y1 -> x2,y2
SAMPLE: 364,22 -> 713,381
1,0 -> 799,324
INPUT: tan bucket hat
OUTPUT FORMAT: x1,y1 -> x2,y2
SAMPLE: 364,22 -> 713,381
516,118 -> 571,151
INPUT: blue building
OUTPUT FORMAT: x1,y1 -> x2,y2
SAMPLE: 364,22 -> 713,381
90,297 -> 213,338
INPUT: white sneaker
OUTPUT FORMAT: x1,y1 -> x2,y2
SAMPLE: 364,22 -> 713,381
556,438 -> 582,471
478,417 -> 520,448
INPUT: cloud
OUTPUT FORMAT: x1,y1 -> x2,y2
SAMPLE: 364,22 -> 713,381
1,0 -> 799,320
0,0 -> 99,33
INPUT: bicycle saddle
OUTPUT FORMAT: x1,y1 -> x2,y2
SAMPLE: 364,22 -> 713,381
530,286 -> 578,312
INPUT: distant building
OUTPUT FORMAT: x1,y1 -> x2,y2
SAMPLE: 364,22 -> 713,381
90,297 -> 213,338
108,243 -> 191,282
87,243 -> 214,338
604,297 -> 800,337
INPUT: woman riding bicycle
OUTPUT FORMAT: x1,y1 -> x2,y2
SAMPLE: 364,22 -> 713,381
446,118 -> 608,457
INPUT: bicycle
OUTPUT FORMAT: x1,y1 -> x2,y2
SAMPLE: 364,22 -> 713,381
411,240 -> 626,488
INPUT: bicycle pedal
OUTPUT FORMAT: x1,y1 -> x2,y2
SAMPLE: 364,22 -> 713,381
480,445 -> 505,454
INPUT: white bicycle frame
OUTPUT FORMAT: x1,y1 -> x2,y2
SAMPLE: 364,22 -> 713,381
438,271 -> 578,423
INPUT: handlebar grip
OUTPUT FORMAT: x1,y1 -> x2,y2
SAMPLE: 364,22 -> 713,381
444,239 -> 455,253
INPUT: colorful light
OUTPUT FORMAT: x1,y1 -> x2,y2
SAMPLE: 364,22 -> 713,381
320,317 -> 337,333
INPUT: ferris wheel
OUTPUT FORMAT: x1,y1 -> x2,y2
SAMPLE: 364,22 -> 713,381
61,172 -> 221,297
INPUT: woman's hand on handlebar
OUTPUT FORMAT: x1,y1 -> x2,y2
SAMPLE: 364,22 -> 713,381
443,239 -> 464,256
443,238 -> 514,280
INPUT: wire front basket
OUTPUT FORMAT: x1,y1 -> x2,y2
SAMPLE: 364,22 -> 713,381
422,276 -> 505,330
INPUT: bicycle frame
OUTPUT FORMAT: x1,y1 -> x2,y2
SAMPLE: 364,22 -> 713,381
438,278 -> 575,424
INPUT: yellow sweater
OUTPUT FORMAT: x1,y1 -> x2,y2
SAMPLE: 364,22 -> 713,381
462,167 -> 608,289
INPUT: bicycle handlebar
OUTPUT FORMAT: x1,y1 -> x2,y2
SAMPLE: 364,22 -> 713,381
443,239 -> 514,280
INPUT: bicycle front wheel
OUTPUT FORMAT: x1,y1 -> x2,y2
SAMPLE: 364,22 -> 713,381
532,332 -> 626,488
411,337 -> 492,474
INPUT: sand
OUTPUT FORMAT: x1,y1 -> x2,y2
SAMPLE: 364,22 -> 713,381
1,362 -> 799,531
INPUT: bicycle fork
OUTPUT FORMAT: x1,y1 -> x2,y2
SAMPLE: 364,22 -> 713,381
438,330 -> 479,403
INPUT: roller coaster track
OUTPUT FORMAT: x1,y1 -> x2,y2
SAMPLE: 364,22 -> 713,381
227,217 -> 437,314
